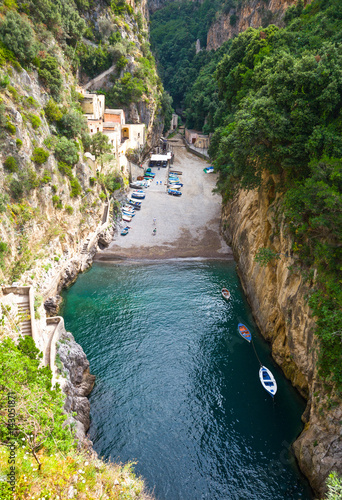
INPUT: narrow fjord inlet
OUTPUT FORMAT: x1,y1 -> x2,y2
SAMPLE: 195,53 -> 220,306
61,262 -> 312,500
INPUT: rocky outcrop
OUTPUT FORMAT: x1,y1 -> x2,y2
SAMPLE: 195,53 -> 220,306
207,0 -> 312,51
57,329 -> 96,448
221,184 -> 342,496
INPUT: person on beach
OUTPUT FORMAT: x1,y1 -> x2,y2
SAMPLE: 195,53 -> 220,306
153,217 -> 156,225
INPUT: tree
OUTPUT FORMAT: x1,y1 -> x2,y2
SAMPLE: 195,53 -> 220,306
38,56 -> 63,100
0,11 -> 38,64
160,91 -> 173,134
54,137 -> 79,165
90,132 -> 111,158
59,110 -> 87,138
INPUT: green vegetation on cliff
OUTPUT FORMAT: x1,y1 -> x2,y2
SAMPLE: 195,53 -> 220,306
0,336 -> 153,499
151,0 -> 342,391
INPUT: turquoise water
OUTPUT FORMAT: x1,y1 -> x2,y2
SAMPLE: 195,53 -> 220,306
61,261 -> 312,500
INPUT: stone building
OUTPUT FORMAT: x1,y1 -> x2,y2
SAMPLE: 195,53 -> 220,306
185,129 -> 210,149
80,92 -> 146,175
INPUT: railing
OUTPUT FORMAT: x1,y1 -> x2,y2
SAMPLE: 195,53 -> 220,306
46,316 -> 65,386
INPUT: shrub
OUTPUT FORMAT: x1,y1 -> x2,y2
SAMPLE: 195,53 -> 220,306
5,121 -> 16,134
9,178 -> 23,199
0,241 -> 9,268
44,98 -> 63,122
41,169 -> 51,184
59,110 -> 87,139
57,161 -> 73,178
99,192 -> 106,200
55,137 -> 79,165
28,113 -> 41,129
0,193 -> 9,212
38,56 -> 63,100
254,247 -> 280,267
4,156 -> 18,172
65,204 -> 74,214
0,11 -> 38,64
43,135 -> 58,150
78,43 -> 112,78
31,147 -> 49,164
116,55 -> 128,71
25,96 -> 39,108
89,176 -> 96,186
7,84 -> 19,101
69,177 -> 82,197
52,195 -> 62,209
16,138 -> 22,148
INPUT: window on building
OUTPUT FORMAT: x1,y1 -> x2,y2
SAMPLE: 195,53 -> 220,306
138,133 -> 140,138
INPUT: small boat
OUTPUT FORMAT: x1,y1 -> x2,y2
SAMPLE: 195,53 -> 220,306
123,226 -> 131,230
237,323 -> 252,343
169,170 -> 182,175
122,214 -> 132,222
128,200 -> 141,209
259,366 -> 277,397
203,166 -> 214,173
122,210 -> 135,217
221,288 -> 230,300
121,229 -> 129,236
137,176 -> 144,180
168,189 -> 182,196
131,192 -> 145,199
168,184 -> 182,189
122,205 -> 135,212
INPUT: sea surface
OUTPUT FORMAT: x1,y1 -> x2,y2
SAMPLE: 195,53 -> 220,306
61,260 -> 313,500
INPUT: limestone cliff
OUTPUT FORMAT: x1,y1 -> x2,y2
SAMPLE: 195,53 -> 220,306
57,329 -> 96,448
207,0 -> 312,51
82,0 -> 164,148
221,185 -> 342,496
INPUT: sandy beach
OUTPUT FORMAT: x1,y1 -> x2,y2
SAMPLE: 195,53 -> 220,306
95,135 -> 233,261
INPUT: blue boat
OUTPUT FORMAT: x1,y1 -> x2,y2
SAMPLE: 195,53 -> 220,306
121,229 -> 129,236
259,366 -> 277,397
168,189 -> 182,196
128,200 -> 141,209
237,323 -> 252,342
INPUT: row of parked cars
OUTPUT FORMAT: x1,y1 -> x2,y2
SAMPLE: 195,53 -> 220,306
149,160 -> 168,168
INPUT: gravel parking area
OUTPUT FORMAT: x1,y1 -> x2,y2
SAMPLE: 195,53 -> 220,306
95,135 -> 233,261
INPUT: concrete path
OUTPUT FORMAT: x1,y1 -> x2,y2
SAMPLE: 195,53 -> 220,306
95,134 -> 233,261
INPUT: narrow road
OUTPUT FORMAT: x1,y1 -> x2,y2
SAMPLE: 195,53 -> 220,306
95,134 -> 233,260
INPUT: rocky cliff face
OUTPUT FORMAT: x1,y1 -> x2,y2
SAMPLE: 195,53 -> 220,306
207,0 -> 311,51
221,184 -> 342,496
57,329 -> 96,448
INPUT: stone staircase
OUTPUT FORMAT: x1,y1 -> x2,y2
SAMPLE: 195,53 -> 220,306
17,296 -> 32,336
81,239 -> 90,254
